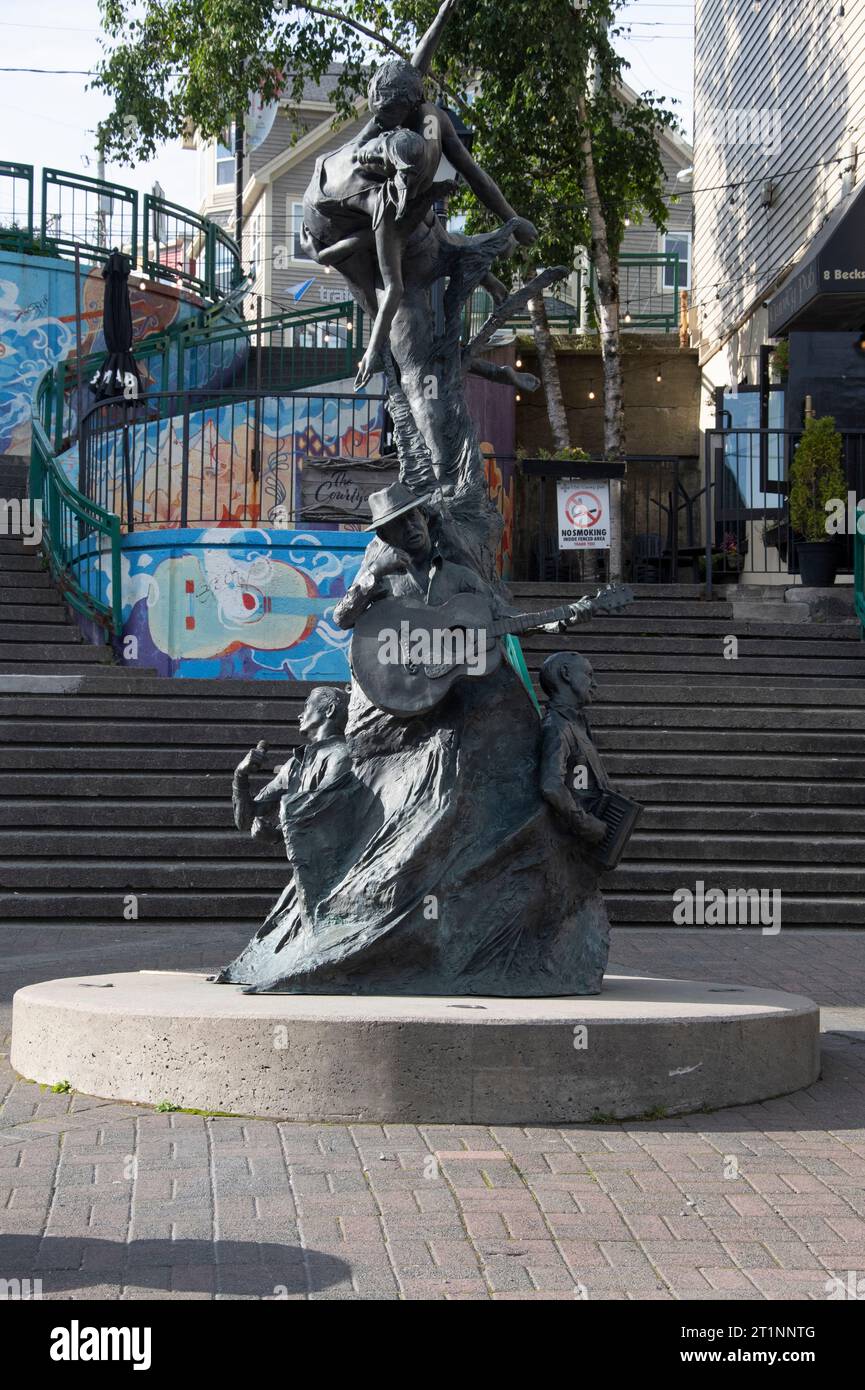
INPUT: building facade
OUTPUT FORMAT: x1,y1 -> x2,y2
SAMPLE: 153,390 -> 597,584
194,75 -> 693,335
693,0 -> 865,428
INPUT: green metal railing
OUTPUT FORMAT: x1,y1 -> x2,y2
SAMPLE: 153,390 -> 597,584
42,166 -> 139,267
0,160 -> 243,299
462,253 -> 682,339
617,252 -> 681,331
462,278 -> 583,340
0,160 -> 36,250
31,371 -> 121,632
31,292 -> 367,633
40,295 -> 365,456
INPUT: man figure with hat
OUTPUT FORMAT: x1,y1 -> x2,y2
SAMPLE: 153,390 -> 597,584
333,483 -> 497,631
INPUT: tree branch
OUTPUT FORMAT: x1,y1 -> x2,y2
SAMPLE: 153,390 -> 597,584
286,3 -> 474,119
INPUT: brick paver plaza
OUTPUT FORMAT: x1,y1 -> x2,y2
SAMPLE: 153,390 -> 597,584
1,929 -> 863,1301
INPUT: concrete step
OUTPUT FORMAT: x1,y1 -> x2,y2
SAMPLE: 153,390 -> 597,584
0,552 -> 47,572
1,885 -> 862,925
0,581 -> 64,603
0,745 -> 301,771
3,719 -> 863,760
0,829 -> 273,859
605,861 -> 865,893
0,663 -> 122,675
509,582 -> 725,601
605,894 -> 865,925
616,777 -> 865,806
1,827 -> 862,867
0,537 -> 40,555
513,598 -> 736,620
0,891 -> 273,921
0,573 -> 60,592
1,798 -> 861,836
520,632 -> 865,661
11,745 -> 860,777
588,704 -> 865,730
0,799 -> 235,828
542,617 -> 864,642
0,606 -> 75,626
625,832 -> 865,865
0,772 -> 236,797
594,729 -> 865,755
0,859 -> 289,889
603,753 -> 861,780
0,623 -> 81,643
0,695 -> 306,721
0,673 -> 318,698
594,683 -> 865,707
524,652 -> 865,679
0,644 -> 112,663
637,804 -> 865,833
0,719 -> 301,747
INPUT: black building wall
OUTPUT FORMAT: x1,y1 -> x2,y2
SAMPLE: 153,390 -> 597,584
785,331 -> 865,432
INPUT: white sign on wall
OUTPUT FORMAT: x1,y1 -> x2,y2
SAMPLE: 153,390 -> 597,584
556,479 -> 611,550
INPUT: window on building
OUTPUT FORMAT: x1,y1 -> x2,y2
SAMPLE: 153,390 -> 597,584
289,200 -> 312,261
661,231 -> 691,290
249,210 -> 262,277
216,126 -> 235,186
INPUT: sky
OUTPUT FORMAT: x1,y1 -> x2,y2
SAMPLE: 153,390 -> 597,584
0,0 -> 694,215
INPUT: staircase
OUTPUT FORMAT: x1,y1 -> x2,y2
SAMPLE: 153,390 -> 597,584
514,582 -> 865,928
1,580 -> 864,960
0,456 -> 117,676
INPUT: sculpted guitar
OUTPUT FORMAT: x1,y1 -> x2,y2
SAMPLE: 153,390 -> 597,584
351,583 -> 634,715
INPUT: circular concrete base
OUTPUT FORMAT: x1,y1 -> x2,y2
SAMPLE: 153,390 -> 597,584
11,971 -> 820,1124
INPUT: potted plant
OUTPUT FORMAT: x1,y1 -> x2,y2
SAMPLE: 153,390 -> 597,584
697,534 -> 743,582
788,415 -> 846,587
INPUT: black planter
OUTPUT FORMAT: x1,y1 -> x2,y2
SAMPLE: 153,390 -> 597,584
796,541 -> 838,588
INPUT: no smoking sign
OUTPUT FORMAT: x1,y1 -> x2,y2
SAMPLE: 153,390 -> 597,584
557,479 -> 611,550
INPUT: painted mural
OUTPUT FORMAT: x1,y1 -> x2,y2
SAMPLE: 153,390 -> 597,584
78,527 -> 367,680
62,390 -> 387,530
0,249 -> 220,456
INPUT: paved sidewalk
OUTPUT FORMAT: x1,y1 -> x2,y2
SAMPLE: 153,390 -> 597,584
0,930 -> 863,1301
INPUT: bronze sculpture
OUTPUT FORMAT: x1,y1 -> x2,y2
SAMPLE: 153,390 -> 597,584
217,0 -> 638,996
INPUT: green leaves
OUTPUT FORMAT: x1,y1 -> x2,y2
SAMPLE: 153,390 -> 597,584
789,416 -> 847,543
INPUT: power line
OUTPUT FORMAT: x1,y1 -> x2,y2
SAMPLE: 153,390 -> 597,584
0,67 -> 96,74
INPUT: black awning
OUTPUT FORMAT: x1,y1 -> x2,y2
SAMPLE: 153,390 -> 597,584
768,180 -> 865,336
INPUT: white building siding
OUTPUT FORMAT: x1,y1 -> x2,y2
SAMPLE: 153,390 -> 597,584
693,0 -> 865,360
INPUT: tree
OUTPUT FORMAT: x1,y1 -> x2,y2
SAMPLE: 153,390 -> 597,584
397,1 -> 679,574
94,0 -> 680,572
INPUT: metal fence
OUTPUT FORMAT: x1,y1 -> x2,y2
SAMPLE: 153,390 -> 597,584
31,376 -> 122,632
78,387 -> 389,531
616,252 -> 681,332
461,253 -> 682,341
0,159 -> 243,299
0,160 -> 35,249
703,427 -> 865,594
513,430 -> 865,590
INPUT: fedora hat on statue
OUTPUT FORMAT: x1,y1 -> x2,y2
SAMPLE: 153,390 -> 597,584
365,482 -> 432,530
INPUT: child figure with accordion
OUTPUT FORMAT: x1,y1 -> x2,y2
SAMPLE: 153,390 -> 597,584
539,652 -> 642,872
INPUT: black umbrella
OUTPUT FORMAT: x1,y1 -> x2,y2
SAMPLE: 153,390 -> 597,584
89,247 -> 143,402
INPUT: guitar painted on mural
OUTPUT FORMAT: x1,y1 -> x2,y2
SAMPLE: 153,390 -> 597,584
351,583 -> 634,715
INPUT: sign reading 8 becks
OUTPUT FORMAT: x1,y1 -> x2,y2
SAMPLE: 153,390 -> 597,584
556,480 -> 611,550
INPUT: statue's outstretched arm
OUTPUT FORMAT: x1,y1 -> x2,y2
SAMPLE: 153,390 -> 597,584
411,0 -> 461,75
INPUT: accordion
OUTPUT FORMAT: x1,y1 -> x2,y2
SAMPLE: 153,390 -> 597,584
585,789 -> 643,871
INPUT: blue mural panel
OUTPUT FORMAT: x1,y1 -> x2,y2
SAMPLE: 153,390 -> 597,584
0,249 -> 227,456
99,527 -> 366,680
